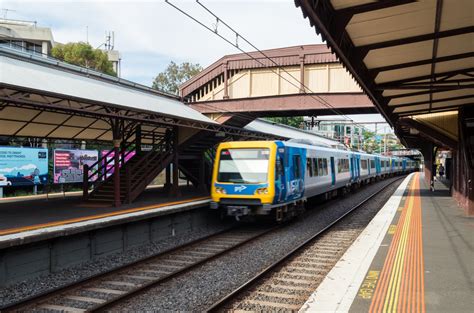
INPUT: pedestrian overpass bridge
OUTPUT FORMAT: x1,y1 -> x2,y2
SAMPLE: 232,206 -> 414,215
180,44 -> 376,125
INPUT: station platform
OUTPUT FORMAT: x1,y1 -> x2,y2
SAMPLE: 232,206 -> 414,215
0,185 -> 210,248
301,172 -> 474,313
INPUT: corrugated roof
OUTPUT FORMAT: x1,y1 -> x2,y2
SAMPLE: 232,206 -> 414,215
180,44 -> 337,97
0,47 -> 215,125
295,0 -> 473,149
245,119 -> 345,148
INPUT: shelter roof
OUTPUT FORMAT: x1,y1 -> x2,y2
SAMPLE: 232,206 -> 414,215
0,47 -> 279,142
295,0 -> 473,149
245,118 -> 346,149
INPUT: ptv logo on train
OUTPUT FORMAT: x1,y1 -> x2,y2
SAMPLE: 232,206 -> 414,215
234,185 -> 247,193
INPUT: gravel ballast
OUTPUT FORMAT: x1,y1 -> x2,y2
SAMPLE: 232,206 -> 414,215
0,222 -> 230,307
111,177 -> 405,311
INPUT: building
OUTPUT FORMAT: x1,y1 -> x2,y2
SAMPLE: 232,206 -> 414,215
303,117 -> 364,149
0,18 -> 120,75
0,18 -> 54,56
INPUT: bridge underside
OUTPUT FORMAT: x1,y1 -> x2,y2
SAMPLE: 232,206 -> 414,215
188,93 -> 376,118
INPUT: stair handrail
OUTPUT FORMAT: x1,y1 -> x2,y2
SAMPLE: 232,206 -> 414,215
128,137 -> 168,183
83,129 -> 137,199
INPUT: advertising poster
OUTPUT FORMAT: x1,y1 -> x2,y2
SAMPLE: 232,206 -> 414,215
0,147 -> 48,186
54,149 -> 99,183
102,150 -> 136,179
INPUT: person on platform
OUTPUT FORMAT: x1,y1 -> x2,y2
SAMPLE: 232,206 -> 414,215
438,164 -> 445,179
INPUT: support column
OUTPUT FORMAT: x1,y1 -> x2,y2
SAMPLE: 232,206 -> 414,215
454,108 -> 474,215
113,138 -> 121,207
420,141 -> 434,188
171,127 -> 181,198
223,63 -> 229,99
164,129 -> 172,193
135,124 -> 142,154
164,164 -> 171,193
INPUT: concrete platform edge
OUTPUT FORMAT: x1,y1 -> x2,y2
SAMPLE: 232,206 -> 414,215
299,173 -> 414,312
0,199 -> 210,249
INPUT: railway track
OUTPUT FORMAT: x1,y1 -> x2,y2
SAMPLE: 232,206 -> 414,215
1,226 -> 277,312
207,176 -> 405,312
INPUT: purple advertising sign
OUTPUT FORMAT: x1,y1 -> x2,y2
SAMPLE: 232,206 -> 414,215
54,149 -> 99,183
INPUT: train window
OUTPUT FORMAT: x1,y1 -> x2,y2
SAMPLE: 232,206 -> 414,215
313,159 -> 319,176
361,159 -> 368,170
217,148 -> 270,183
293,155 -> 301,179
306,158 -> 313,177
338,158 -> 350,173
370,160 -> 376,169
318,158 -> 328,176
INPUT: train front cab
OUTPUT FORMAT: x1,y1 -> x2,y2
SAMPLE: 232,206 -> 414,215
210,141 -> 306,221
210,141 -> 276,219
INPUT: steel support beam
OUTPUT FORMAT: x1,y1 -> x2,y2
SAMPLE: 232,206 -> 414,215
356,26 -> 474,52
112,121 -> 122,207
171,126 -> 181,198
398,117 -> 458,150
188,93 -> 375,116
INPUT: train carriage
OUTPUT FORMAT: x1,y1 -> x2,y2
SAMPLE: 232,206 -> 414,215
211,140 -> 416,221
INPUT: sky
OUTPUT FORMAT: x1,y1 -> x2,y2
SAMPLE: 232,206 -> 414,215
2,0 -> 390,133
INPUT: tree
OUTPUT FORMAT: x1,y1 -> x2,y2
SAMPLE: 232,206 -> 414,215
51,42 -> 116,76
152,61 -> 202,94
265,116 -> 304,129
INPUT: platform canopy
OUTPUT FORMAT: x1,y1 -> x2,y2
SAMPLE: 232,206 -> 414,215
245,118 -> 346,149
0,47 -> 271,142
296,0 -> 473,149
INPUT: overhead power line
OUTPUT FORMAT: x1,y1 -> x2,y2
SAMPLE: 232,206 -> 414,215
166,0 -> 377,134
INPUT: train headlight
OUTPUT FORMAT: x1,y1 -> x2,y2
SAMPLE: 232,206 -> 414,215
255,187 -> 269,195
215,187 -> 226,194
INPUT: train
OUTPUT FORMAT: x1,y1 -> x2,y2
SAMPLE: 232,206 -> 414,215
210,140 -> 418,221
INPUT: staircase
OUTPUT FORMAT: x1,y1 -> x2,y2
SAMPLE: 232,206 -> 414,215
84,138 -> 173,204
178,131 -> 221,189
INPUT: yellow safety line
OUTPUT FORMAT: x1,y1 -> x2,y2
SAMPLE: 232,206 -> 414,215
389,187 -> 415,312
0,196 -> 210,236
369,172 -> 425,313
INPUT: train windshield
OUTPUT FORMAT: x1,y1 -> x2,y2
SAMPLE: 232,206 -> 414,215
217,148 -> 270,184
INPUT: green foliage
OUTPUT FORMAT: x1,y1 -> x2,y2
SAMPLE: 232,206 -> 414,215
265,116 -> 304,129
362,129 -> 404,153
51,42 -> 116,76
152,61 -> 202,94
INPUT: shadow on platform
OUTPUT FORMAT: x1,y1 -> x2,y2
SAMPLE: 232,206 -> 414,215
0,185 -> 208,231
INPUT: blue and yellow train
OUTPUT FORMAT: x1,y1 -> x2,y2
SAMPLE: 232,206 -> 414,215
210,140 -> 417,221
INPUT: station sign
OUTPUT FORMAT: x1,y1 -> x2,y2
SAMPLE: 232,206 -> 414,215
0,146 -> 49,186
54,149 -> 99,183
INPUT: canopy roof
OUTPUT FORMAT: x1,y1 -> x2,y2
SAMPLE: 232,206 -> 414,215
296,0 -> 473,148
245,118 -> 345,149
0,47 -> 270,142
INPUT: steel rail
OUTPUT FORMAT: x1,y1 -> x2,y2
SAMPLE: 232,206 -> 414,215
1,225 -> 278,312
206,176 -> 406,312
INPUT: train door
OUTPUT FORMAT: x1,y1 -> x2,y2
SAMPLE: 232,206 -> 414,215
350,156 -> 355,182
275,154 -> 285,203
330,156 -> 336,186
355,154 -> 360,180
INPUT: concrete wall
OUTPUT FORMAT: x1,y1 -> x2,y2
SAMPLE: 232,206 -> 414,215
0,209 -> 221,286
